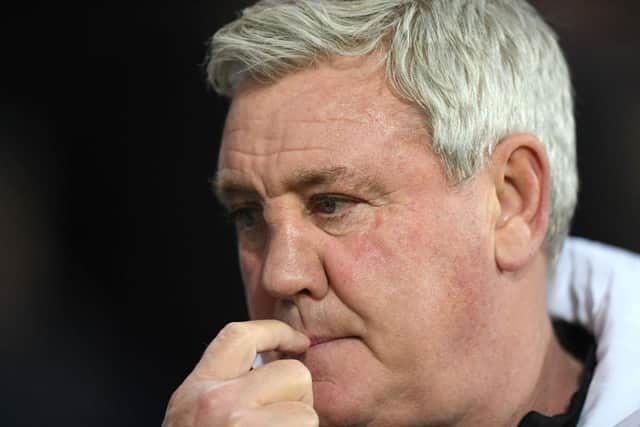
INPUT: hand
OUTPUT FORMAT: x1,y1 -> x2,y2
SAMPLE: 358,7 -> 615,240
161,320 -> 317,427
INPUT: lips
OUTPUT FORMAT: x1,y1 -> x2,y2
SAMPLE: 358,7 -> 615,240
279,335 -> 357,362
308,335 -> 355,348
309,336 -> 338,347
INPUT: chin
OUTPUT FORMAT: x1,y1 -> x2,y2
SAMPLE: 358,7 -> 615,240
300,338 -> 382,426
313,380 -> 372,427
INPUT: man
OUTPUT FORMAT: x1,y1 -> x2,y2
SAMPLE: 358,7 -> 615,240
162,1 -> 639,426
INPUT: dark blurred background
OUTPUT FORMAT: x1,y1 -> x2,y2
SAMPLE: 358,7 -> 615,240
0,1 -> 638,426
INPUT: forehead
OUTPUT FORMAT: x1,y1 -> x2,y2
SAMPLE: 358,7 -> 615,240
231,55 -> 420,119
216,56 -> 430,195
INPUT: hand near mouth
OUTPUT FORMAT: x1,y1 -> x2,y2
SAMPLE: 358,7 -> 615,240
162,320 -> 319,427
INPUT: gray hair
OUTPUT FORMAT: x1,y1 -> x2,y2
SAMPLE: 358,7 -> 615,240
206,0 -> 578,265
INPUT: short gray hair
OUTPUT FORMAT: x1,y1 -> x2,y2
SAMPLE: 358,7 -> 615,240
206,0 -> 578,265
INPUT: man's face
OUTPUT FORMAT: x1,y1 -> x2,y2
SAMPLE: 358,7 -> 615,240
216,57 -> 517,426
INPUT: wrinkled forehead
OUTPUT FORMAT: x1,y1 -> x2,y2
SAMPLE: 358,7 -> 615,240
221,56 -> 427,149
215,57 -> 432,199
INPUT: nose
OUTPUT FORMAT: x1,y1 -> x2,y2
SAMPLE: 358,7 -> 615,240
260,219 -> 328,301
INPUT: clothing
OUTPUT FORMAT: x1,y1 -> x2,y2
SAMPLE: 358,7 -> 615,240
549,237 -> 640,427
519,320 -> 597,427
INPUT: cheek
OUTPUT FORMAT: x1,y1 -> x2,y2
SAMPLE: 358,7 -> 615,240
323,197 -> 497,358
320,212 -> 427,334
405,201 -> 496,339
238,249 -> 273,319
238,248 -> 260,282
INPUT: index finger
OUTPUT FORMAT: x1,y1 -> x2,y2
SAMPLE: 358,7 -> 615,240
192,320 -> 310,381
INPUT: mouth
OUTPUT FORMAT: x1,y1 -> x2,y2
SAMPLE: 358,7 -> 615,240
279,335 -> 357,360
308,335 -> 357,348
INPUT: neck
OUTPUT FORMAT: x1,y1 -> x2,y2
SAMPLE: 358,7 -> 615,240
466,254 -> 585,427
525,327 -> 584,417
477,320 -> 585,427
509,255 -> 584,424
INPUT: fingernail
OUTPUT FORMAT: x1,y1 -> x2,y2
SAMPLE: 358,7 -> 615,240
297,332 -> 311,346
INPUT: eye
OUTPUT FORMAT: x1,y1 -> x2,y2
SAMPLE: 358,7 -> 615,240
310,195 -> 353,216
308,194 -> 370,236
229,206 -> 262,230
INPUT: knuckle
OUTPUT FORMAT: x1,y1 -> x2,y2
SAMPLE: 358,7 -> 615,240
163,385 -> 192,419
226,409 -> 250,427
198,386 -> 226,410
218,322 -> 249,342
195,384 -> 234,421
162,384 -> 204,427
278,359 -> 312,385
165,380 -> 195,408
165,388 -> 182,409
297,404 -> 320,426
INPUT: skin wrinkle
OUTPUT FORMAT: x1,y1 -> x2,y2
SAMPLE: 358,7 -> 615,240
228,116 -> 378,127
221,143 -> 332,158
214,164 -> 393,213
213,167 -> 267,207
227,54 -> 428,143
216,54 -> 579,426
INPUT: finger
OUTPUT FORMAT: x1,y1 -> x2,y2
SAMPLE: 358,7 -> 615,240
194,320 -> 309,381
229,401 -> 319,427
240,359 -> 314,406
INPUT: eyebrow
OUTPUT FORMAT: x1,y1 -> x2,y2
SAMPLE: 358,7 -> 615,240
210,174 -> 255,205
285,166 -> 350,190
212,165 -> 379,205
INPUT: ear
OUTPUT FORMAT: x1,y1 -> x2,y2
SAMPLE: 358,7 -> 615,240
491,134 -> 550,272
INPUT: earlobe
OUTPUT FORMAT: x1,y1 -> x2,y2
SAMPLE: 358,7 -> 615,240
492,134 -> 550,272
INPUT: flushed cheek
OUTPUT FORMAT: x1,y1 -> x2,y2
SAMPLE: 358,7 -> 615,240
321,233 -> 390,315
238,248 -> 261,286
319,230 -> 458,410
329,204 -> 493,356
327,213 -> 430,312
238,250 -> 271,318
320,229 -> 436,376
